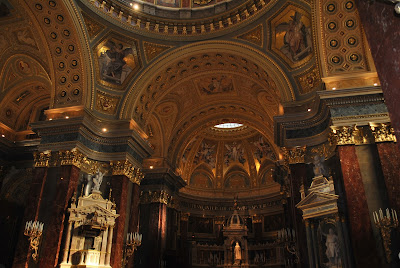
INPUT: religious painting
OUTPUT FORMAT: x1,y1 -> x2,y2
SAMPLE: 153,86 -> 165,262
224,142 -> 246,166
270,5 -> 313,68
317,220 -> 343,268
195,75 -> 234,95
96,36 -> 140,86
190,170 -> 213,188
157,0 -> 180,8
224,172 -> 249,189
251,135 -> 276,164
193,140 -> 216,169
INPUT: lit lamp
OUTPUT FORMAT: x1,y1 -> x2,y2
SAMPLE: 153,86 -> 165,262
122,232 -> 142,267
373,208 -> 398,263
24,220 -> 44,262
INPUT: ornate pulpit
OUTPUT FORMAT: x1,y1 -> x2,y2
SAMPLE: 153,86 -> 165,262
60,190 -> 119,268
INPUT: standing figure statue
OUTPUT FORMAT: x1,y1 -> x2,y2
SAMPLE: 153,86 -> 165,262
313,155 -> 327,177
234,242 -> 241,264
84,174 -> 93,196
322,228 -> 340,266
92,170 -> 104,192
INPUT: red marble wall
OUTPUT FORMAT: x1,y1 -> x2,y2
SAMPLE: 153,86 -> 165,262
338,146 -> 379,267
39,165 -> 80,268
12,167 -> 48,268
355,1 -> 400,144
110,175 -> 129,268
376,142 -> 400,213
127,183 -> 140,267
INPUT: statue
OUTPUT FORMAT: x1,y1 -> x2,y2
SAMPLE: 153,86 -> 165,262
322,228 -> 340,266
84,174 -> 93,196
313,155 -> 327,177
92,170 -> 104,192
234,242 -> 241,264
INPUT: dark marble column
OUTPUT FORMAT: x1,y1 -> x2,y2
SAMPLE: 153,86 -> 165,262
354,1 -> 400,143
110,175 -> 130,268
137,202 -> 168,268
376,142 -> 400,212
38,164 -> 80,268
338,145 -> 380,267
376,142 -> 400,266
304,220 -> 315,268
12,167 -> 48,268
289,163 -> 309,268
126,182 -> 140,267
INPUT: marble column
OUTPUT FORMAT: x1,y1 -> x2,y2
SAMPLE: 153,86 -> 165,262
376,142 -> 400,266
100,226 -> 109,265
354,0 -> 400,143
338,145 -> 380,267
305,220 -> 315,268
110,175 -> 130,268
38,164 -> 80,268
310,222 -> 319,267
61,221 -> 73,264
126,183 -> 140,267
12,166 -> 48,268
106,225 -> 114,266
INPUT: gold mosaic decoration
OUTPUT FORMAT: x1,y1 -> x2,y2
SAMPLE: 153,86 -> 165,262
143,41 -> 172,63
96,90 -> 120,115
296,66 -> 321,95
236,24 -> 263,47
82,12 -> 104,39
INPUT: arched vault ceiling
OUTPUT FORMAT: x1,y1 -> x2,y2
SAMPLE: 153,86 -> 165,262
120,41 -> 294,120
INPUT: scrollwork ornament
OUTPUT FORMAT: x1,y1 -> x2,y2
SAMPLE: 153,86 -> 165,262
282,146 -> 306,164
330,126 -> 354,145
110,160 -> 144,185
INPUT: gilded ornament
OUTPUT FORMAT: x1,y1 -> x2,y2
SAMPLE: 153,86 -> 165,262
193,0 -> 212,6
110,160 -> 144,185
33,151 -> 52,167
330,126 -> 354,145
296,67 -> 321,95
140,190 -> 172,205
143,42 -> 171,62
282,146 -> 306,164
370,123 -> 397,143
96,91 -> 120,115
236,25 -> 263,47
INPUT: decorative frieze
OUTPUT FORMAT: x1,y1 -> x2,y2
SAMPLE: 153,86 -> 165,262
330,126 -> 354,145
140,190 -> 172,205
110,160 -> 144,185
33,149 -> 105,174
331,123 -> 395,146
282,146 -> 306,164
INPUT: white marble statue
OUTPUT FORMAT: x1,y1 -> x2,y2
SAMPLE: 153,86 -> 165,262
323,228 -> 340,266
92,170 -> 104,191
234,242 -> 241,263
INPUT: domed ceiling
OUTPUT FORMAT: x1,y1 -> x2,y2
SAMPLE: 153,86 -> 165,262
178,124 -> 278,193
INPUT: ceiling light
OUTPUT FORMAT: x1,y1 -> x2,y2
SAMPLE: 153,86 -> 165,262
213,123 -> 243,129
133,3 -> 139,10
65,116 -> 69,119
307,108 -> 311,112
1,134 -> 5,138
332,87 -> 336,90
374,83 -> 378,86
102,128 -> 108,132
149,165 -> 154,169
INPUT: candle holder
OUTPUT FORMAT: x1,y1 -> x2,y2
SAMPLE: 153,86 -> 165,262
24,220 -> 44,262
277,228 -> 299,266
373,208 -> 398,263
122,232 -> 142,267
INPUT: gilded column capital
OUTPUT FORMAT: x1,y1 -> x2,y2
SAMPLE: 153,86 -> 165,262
110,160 -> 144,185
33,151 -> 52,167
252,215 -> 263,224
282,146 -> 306,164
34,149 -> 104,174
370,123 -> 397,143
330,126 -> 354,145
140,190 -> 172,205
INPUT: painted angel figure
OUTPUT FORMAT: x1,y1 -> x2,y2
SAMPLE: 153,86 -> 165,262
100,40 -> 134,83
276,11 -> 312,61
